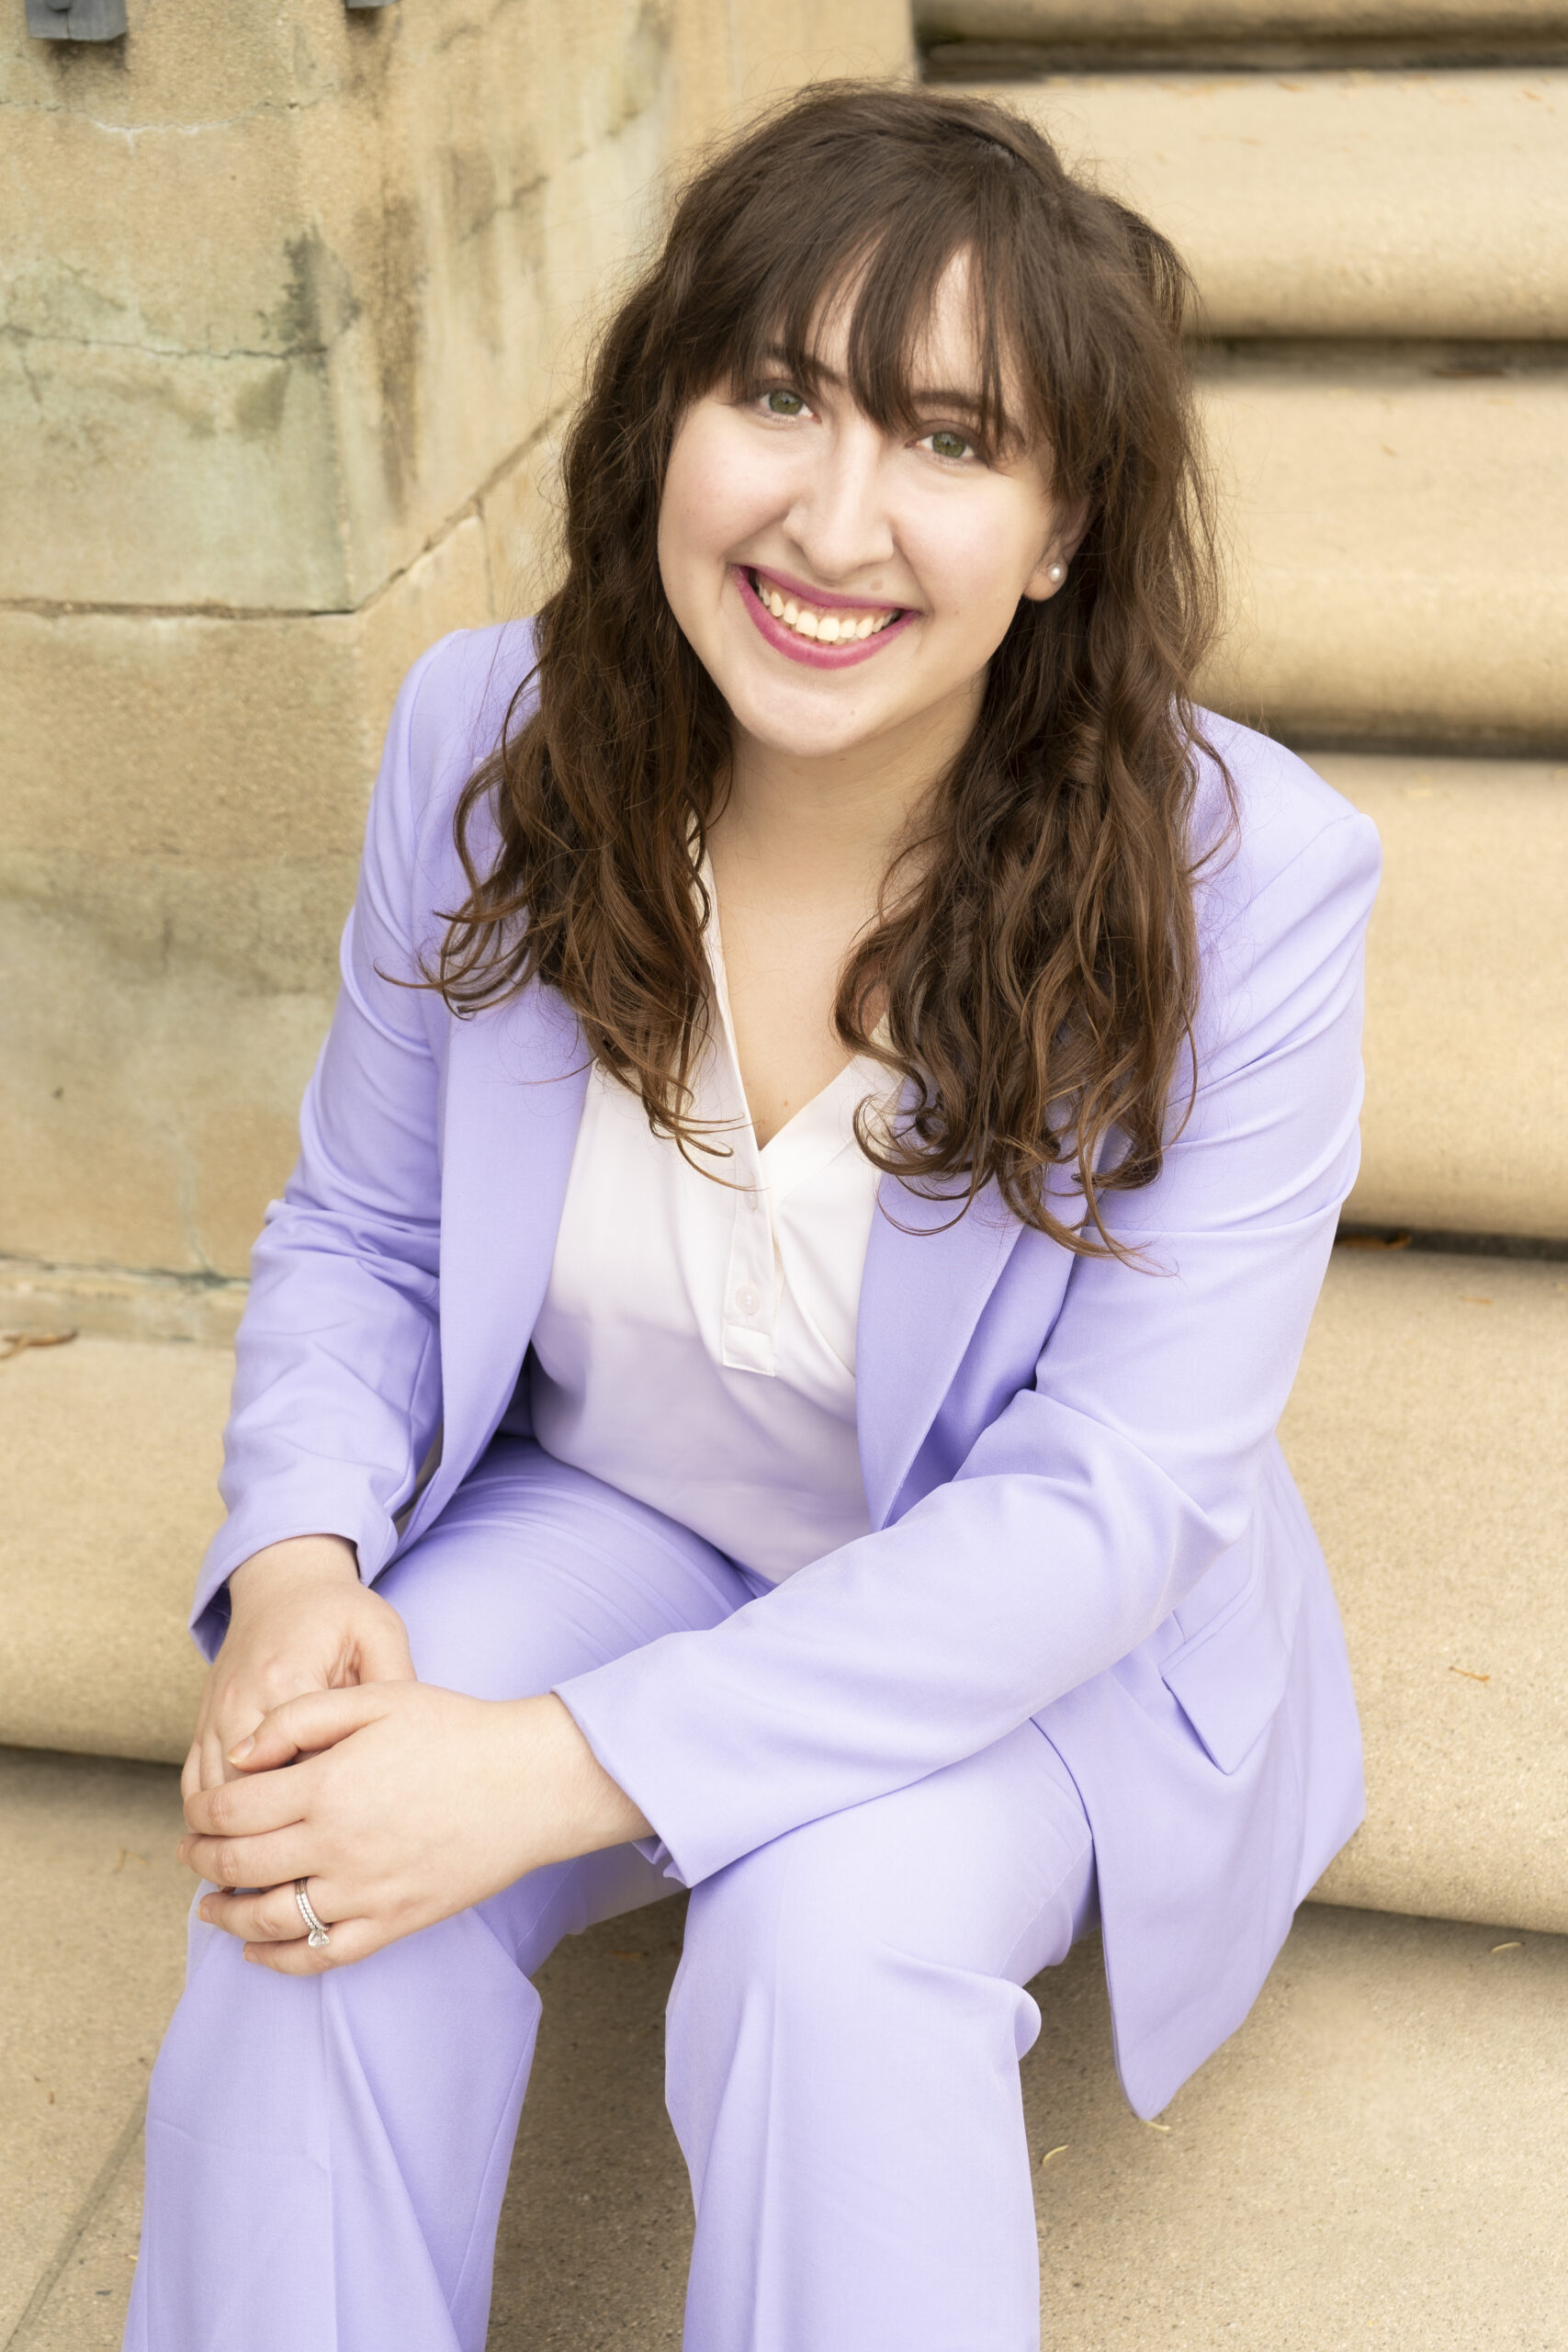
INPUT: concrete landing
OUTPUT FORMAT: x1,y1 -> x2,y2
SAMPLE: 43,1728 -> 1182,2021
4,1749 -> 1564,2350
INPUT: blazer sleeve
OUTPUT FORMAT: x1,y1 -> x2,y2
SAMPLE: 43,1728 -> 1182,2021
189,634 -> 467,1656
554,799 -> 1383,1886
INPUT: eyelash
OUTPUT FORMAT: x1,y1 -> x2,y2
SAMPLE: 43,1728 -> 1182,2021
750,385 -> 982,465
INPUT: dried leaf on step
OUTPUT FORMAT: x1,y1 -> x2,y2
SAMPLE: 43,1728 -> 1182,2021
0,1329 -> 78,1363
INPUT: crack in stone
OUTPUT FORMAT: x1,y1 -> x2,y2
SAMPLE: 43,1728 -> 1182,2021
1,320 -> 333,364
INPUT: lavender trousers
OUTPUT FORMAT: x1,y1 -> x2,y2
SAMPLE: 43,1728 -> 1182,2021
126,1440 -> 1098,2352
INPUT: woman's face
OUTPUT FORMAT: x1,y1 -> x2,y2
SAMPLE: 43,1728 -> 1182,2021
657,254 -> 1085,773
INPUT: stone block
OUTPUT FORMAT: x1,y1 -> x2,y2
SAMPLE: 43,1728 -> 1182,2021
0,1750 -> 191,2347
1318,753 -> 1568,1238
1197,354 -> 1568,745
2,0 -> 674,611
2,0 -> 911,619
479,421 -> 570,625
996,70 -> 1568,338
0,1335 -> 222,1765
0,516 -> 491,1273
1284,1247 -> 1568,1935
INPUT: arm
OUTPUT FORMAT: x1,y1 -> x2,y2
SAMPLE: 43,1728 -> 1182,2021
190,631 -> 484,1657
551,804 -> 1383,1886
181,631 -> 509,1788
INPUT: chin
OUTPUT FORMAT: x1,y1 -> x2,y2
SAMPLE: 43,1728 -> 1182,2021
722,667 -> 897,752
735,697 -> 891,763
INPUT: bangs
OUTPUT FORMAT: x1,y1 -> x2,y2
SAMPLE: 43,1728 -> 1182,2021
664,122 -> 1055,466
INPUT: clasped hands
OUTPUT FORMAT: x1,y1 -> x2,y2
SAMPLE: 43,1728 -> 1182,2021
176,1535 -> 649,1973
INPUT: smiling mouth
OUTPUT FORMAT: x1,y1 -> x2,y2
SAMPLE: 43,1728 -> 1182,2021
746,568 -> 905,645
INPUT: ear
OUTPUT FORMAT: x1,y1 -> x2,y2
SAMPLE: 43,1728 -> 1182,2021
1021,495 -> 1093,602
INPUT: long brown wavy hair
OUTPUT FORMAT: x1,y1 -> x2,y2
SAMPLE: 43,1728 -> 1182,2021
434,82 -> 1229,1250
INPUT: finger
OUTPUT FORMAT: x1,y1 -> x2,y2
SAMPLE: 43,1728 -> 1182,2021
229,1682 -> 393,1773
198,1879 -> 340,1945
179,1826 -> 316,1893
199,1728 -> 229,1793
184,1760 -> 310,1840
246,1913 -> 384,1975
180,1740 -> 202,1808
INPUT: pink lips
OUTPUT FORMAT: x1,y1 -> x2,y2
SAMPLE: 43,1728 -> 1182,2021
733,565 -> 915,670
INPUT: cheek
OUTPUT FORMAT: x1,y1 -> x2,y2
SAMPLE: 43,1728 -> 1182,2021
915,497 -> 1051,641
660,424 -> 774,590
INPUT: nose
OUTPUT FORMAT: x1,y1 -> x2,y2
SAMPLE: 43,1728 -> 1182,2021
782,413 -> 897,588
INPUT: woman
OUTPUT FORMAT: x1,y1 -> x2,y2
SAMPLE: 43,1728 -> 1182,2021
130,82 -> 1379,2352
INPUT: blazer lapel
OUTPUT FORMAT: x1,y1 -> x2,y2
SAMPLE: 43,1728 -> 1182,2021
407,983 -> 590,1541
856,1170 -> 1024,1531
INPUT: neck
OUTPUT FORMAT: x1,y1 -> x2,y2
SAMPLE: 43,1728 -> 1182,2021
716,680 -> 981,898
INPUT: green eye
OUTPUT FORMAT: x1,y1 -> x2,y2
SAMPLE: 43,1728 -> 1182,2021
764,388 -> 806,417
928,428 -> 972,462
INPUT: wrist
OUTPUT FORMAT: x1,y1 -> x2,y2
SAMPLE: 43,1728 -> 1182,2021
227,1534 -> 361,1614
525,1693 -> 652,1859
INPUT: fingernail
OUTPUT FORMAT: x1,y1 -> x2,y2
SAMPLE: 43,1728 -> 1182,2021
227,1736 -> 255,1763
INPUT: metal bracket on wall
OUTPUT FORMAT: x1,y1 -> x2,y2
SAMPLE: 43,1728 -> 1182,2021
27,0 -> 126,35
344,0 -> 398,9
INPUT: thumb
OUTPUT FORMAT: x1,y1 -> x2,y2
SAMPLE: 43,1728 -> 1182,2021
354,1600 -> 417,1686
227,1682 -> 394,1772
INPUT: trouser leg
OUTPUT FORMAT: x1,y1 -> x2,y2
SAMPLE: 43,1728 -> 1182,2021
125,1442 -> 750,2352
669,1719 -> 1097,2352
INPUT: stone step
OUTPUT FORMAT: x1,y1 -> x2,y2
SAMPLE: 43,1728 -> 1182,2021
1196,352 -> 1568,745
1282,1247 -> 1568,1936
4,1249 -> 1563,1940
3,1744 -> 1564,2348
984,71 -> 1568,338
919,0 -> 1568,42
1319,752 -> 1568,1240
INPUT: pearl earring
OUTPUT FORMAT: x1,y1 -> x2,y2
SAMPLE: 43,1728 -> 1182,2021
1047,561 -> 1066,583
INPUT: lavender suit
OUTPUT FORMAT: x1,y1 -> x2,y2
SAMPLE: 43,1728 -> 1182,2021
128,623 -> 1380,2352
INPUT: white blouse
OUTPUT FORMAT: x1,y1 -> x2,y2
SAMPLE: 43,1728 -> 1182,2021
529,881 -> 896,1584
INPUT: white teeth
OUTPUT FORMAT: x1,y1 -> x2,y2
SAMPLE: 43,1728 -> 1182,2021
753,573 -> 898,645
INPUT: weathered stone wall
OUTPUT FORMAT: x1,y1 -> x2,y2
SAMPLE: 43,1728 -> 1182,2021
0,0 -> 912,1279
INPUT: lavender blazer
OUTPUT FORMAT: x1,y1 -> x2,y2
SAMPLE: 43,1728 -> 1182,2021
194,623 -> 1381,2121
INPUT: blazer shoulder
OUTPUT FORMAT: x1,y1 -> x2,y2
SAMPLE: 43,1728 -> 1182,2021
1189,710 -> 1382,948
396,619 -> 538,831
361,620 -> 539,924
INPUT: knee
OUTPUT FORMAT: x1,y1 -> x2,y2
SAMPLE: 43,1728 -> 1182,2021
669,1743 -> 1092,2056
674,1803 -> 986,2040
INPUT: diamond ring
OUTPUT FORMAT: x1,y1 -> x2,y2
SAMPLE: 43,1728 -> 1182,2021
294,1878 -> 332,1949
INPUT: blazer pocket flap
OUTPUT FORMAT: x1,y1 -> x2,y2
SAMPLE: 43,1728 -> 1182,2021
1159,1552 -> 1300,1776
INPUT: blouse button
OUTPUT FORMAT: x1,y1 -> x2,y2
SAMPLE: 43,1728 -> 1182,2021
735,1284 -> 761,1318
